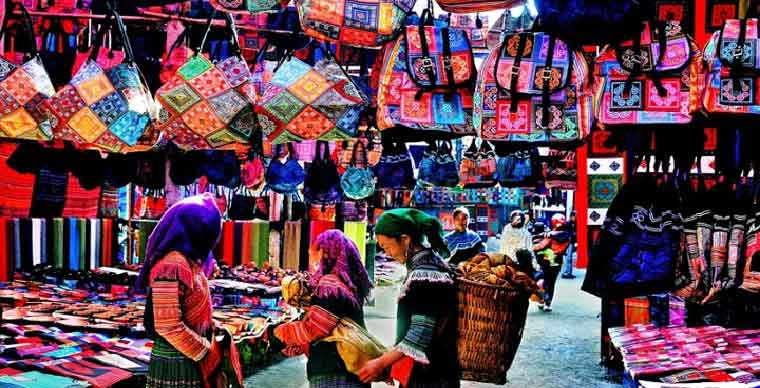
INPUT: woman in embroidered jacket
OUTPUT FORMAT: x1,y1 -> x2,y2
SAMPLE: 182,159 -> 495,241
137,194 -> 242,388
273,229 -> 373,387
359,208 -> 460,387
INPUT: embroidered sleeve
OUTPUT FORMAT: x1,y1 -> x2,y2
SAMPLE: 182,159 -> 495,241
394,314 -> 436,365
273,305 -> 340,347
150,279 -> 211,362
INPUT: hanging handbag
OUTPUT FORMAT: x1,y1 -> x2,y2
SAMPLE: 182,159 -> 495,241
417,140 -> 459,188
335,130 -> 383,171
228,186 -> 257,220
208,0 -> 287,14
377,11 -> 477,139
304,140 -> 342,203
448,14 -> 488,49
43,7 -> 156,153
698,18 -> 760,116
266,143 -> 305,195
595,20 -> 701,128
473,31 -> 593,144
257,42 -> 369,144
373,142 -> 415,189
496,149 -> 536,187
134,188 -> 167,220
72,23 -> 126,76
341,140 -> 376,199
0,2 -> 56,141
295,0 -> 415,48
459,139 -> 497,188
159,28 -> 194,85
155,11 -> 257,150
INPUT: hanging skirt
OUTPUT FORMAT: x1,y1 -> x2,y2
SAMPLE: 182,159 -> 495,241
147,337 -> 204,388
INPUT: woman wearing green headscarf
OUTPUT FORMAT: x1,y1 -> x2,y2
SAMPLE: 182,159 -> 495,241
358,209 -> 460,387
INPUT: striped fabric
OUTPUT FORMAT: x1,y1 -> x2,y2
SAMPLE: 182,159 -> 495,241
0,144 -> 33,218
274,305 -> 340,346
309,374 -> 368,388
149,253 -> 213,362
396,314 -> 437,365
343,221 -> 367,265
283,221 -> 302,271
62,173 -> 101,218
147,337 -> 203,388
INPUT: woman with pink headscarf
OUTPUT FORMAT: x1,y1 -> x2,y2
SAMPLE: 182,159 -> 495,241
273,230 -> 373,387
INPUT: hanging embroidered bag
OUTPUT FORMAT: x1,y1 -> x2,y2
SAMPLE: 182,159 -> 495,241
377,11 -> 477,138
341,140 -> 376,199
208,0 -> 288,14
373,141 -> 415,189
698,18 -> 760,116
155,11 -> 257,150
742,206 -> 760,293
266,143 -> 305,195
42,7 -> 156,153
496,149 -> 536,187
0,2 -> 56,140
595,20 -> 701,128
473,31 -> 593,144
257,43 -> 369,144
417,140 -> 459,188
487,7 -> 534,50
304,140 -> 342,203
295,0 -> 416,48
459,139 -> 497,188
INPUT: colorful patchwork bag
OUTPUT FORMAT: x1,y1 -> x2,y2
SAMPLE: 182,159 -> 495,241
594,20 -> 702,128
496,149 -> 536,187
208,0 -> 288,14
742,207 -> 760,293
340,140 -> 376,199
459,139 -> 497,188
698,18 -> 760,116
416,140 -> 459,188
42,7 -> 156,153
257,43 -> 369,144
377,12 -> 477,138
0,2 -> 56,141
155,11 -> 257,150
295,0 -> 416,48
473,31 -> 593,144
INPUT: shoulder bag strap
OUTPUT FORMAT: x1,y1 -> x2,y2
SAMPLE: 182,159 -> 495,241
88,9 -> 115,62
103,4 -> 135,65
731,19 -> 748,93
197,10 -> 242,58
417,7 -> 438,90
540,36 -> 557,130
494,32 -> 530,113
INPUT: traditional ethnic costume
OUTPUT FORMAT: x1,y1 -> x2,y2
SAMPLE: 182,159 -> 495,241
375,209 -> 460,388
274,230 -> 373,388
137,194 -> 242,388
444,229 -> 484,265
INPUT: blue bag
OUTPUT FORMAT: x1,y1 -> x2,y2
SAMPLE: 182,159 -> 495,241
373,142 -> 415,190
266,143 -> 305,195
341,141 -> 376,200
304,141 -> 342,203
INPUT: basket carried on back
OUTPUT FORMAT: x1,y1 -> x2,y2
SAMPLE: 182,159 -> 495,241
457,277 -> 530,385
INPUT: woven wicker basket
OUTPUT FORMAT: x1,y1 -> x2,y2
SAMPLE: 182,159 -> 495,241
457,277 -> 530,385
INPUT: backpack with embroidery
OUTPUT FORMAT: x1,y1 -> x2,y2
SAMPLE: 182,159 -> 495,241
595,20 -> 702,128
473,31 -> 593,144
377,11 -> 477,139
697,18 -> 760,116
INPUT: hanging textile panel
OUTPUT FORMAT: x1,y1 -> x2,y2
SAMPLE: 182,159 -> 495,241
343,221 -> 367,265
283,220 -> 302,271
62,173 -> 101,218
0,143 -> 34,218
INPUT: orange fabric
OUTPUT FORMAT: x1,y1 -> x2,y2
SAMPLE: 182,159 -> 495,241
390,356 -> 415,387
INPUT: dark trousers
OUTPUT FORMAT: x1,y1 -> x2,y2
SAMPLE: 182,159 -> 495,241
543,266 -> 561,306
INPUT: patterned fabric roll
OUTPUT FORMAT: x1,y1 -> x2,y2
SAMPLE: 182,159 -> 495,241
343,221 -> 367,265
69,218 -> 79,271
90,219 -> 101,269
241,221 -> 253,266
40,219 -> 47,266
233,221 -> 244,266
78,218 -> 88,271
222,221 -> 234,266
53,218 -> 64,269
283,221 -> 302,271
0,220 -> 8,281
101,219 -> 113,267
32,218 -> 42,267
18,218 -> 32,272
252,220 -> 270,267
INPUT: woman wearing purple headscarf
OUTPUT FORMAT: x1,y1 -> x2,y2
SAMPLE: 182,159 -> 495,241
273,229 -> 373,387
137,193 -> 241,388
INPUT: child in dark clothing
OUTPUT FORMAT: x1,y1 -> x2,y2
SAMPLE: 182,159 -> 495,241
533,215 -> 570,312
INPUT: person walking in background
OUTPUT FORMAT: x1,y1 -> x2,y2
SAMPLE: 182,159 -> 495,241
137,194 -> 242,388
444,207 -> 484,265
500,210 -> 537,272
359,209 -> 460,387
272,230 -> 373,388
533,214 -> 571,312
562,211 -> 577,279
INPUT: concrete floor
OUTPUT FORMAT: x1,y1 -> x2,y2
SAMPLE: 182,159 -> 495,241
244,270 -> 622,388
